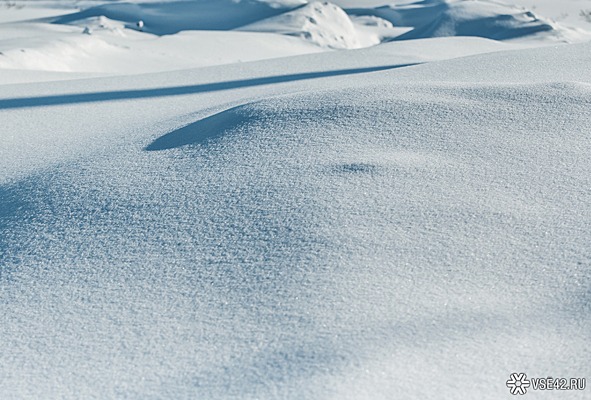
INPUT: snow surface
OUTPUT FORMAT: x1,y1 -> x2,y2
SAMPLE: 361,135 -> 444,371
239,2 -> 366,49
1,1 -> 591,399
506,0 -> 591,30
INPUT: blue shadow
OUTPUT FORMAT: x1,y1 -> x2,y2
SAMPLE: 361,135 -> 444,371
0,64 -> 418,110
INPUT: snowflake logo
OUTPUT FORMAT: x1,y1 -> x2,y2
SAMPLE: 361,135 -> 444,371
506,373 -> 531,395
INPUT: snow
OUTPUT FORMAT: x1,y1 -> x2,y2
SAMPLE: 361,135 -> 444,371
239,1 -> 365,49
51,0 -> 304,35
1,1 -> 590,399
506,0 -> 591,30
345,0 -> 590,43
0,22 -> 323,73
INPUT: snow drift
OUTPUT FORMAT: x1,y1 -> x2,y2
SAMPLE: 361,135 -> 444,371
1,0 -> 591,399
346,0 -> 577,42
52,0 -> 304,35
239,1 -> 362,49
1,41 -> 591,398
48,0 -> 585,45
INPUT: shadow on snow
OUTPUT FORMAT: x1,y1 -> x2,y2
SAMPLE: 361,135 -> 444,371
0,64 -> 418,110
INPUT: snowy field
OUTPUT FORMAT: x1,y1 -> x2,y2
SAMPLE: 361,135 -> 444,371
1,0 -> 590,399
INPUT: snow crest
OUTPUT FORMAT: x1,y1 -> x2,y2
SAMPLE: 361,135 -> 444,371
240,1 -> 362,49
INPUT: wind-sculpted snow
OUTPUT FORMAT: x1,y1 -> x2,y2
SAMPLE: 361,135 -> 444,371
346,0 -> 581,42
47,0 -> 586,47
240,1 -> 363,49
52,0 -> 301,35
1,42 -> 591,397
2,0 -> 587,75
2,1 -> 591,398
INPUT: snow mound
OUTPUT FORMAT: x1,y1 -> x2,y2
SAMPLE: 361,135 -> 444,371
0,31 -> 120,72
3,54 -> 591,396
0,14 -> 322,74
347,0 -> 579,42
76,15 -> 126,36
239,1 -> 362,49
51,0 -> 303,35
45,0 -> 589,50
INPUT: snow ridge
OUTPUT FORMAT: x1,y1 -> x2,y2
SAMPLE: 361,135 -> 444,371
240,1 -> 362,49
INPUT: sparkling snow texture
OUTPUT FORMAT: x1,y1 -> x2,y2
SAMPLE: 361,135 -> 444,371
1,1 -> 590,399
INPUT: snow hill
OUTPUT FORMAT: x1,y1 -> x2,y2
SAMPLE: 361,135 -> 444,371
49,0 -> 589,43
52,0 -> 304,35
346,0 -> 574,42
1,0 -> 591,399
0,0 -> 587,75
239,2 -> 365,49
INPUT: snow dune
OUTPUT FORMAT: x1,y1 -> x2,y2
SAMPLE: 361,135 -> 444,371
239,1 -> 365,49
1,1 -> 591,399
345,0 -> 577,42
51,0 -> 588,43
2,39 -> 591,398
0,0 -> 588,74
52,0 -> 303,34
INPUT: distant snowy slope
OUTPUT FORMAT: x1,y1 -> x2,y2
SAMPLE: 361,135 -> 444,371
0,0 -> 583,77
47,0 -> 588,45
51,0 -> 303,35
507,0 -> 591,30
346,0 -> 587,42
0,20 -> 323,73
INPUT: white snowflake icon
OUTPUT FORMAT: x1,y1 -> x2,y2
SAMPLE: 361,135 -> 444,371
506,373 -> 531,395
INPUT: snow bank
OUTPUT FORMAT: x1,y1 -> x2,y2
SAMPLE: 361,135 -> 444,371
347,0 -> 585,42
1,1 -> 591,399
2,0 -> 579,77
47,0 -> 584,48
52,0 -> 302,35
239,1 -> 362,49
0,25 -> 323,73
1,40 -> 591,398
